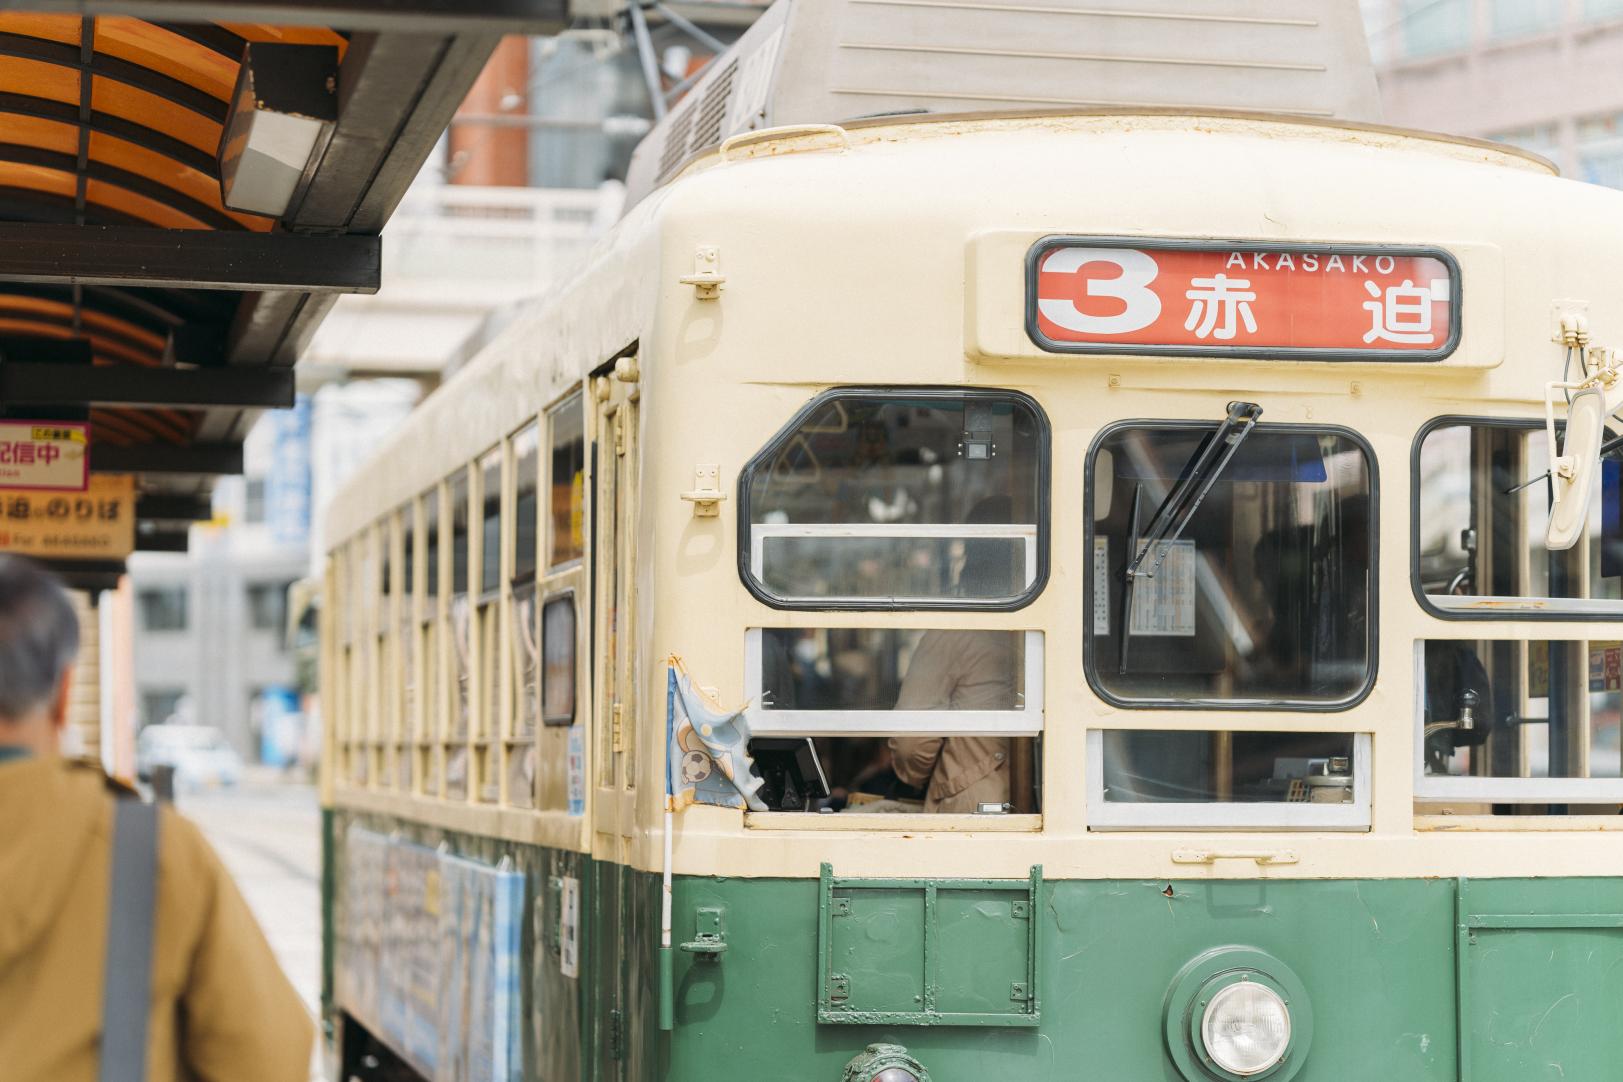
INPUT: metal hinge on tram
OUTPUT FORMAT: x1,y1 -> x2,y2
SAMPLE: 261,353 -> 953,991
612,702 -> 624,752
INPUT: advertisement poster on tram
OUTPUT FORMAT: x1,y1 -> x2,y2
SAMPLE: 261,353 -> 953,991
1029,239 -> 1460,360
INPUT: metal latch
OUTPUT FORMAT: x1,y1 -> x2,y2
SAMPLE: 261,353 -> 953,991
680,463 -> 726,517
680,905 -> 728,960
611,702 -> 624,752
679,244 -> 725,299
1172,848 -> 1299,866
828,973 -> 851,1003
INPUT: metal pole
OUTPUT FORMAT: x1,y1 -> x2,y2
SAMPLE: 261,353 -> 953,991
627,2 -> 668,121
651,2 -> 727,55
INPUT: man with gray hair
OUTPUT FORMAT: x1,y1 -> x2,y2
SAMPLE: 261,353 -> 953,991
0,555 -> 313,1081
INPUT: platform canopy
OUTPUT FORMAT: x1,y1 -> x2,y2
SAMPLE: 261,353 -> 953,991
0,1 -> 566,588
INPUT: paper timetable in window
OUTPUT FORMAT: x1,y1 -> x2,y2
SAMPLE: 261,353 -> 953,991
1129,539 -> 1196,637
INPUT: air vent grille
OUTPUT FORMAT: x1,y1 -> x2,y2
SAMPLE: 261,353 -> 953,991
657,104 -> 696,182
689,58 -> 739,152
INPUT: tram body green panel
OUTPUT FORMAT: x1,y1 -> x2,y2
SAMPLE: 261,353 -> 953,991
324,813 -> 1623,1082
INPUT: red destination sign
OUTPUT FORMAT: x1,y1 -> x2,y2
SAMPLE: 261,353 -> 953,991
1027,238 -> 1459,360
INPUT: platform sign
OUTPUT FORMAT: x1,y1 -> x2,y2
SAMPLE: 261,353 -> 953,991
0,473 -> 134,559
0,421 -> 89,490
1027,238 -> 1460,361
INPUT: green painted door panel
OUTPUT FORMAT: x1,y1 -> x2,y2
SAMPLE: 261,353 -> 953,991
1463,928 -> 1623,1082
1458,878 -> 1623,1082
827,887 -> 928,1016
933,888 -> 1033,1018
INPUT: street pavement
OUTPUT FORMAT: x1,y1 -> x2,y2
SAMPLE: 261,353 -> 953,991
178,768 -> 326,1078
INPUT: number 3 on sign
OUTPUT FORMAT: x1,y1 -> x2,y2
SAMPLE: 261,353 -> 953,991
1037,247 -> 1161,335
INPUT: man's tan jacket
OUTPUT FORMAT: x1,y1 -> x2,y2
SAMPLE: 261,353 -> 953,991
0,757 -> 314,1081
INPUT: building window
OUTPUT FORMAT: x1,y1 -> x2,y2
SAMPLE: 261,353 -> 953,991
138,587 -> 188,633
1489,0 -> 1560,38
1578,112 -> 1623,189
740,388 -> 1049,610
1400,0 -> 1470,57
140,688 -> 185,727
1086,421 -> 1375,707
246,582 -> 290,633
244,477 -> 266,524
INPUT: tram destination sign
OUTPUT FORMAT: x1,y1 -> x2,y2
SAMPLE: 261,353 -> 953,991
1027,237 -> 1460,361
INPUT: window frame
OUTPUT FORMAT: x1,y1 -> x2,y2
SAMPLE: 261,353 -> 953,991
1082,416 -> 1381,712
743,627 -> 1045,737
735,385 -> 1053,613
540,589 -> 579,727
1412,413 -> 1623,621
1085,729 -> 1373,831
1411,638 -> 1623,805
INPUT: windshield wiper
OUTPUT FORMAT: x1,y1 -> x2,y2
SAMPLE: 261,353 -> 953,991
1119,401 -> 1263,675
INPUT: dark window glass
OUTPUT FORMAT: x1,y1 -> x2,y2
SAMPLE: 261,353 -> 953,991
138,587 -> 188,632
742,390 -> 1047,608
246,582 -> 289,633
480,448 -> 501,596
140,688 -> 185,727
549,396 -> 586,568
514,422 -> 540,583
451,471 -> 470,600
1102,731 -> 1356,803
1088,423 -> 1374,705
423,490 -> 440,602
542,595 -> 576,724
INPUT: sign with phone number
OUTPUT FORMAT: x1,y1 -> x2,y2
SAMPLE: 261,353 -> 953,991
1027,238 -> 1460,361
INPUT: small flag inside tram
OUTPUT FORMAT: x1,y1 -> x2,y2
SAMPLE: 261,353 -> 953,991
665,657 -> 769,811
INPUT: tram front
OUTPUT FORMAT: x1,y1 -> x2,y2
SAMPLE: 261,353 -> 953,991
643,111 -> 1623,1082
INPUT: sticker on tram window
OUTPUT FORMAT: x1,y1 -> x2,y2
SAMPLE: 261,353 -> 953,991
1026,237 -> 1460,361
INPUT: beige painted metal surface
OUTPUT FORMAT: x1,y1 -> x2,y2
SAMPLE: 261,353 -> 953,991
324,111 -> 1623,882
625,0 -> 1384,203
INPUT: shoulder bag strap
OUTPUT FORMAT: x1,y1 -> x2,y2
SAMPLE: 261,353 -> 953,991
100,794 -> 158,1082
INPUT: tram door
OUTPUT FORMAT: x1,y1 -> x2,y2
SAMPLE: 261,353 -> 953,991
590,360 -> 638,1078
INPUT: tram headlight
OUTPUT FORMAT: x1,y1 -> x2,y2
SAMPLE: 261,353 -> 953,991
1199,979 -> 1292,1077
869,1071 -> 920,1082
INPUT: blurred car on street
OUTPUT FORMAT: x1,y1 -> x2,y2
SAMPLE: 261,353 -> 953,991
136,724 -> 244,792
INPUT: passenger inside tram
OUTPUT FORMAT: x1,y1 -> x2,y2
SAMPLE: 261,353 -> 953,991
745,395 -> 1042,813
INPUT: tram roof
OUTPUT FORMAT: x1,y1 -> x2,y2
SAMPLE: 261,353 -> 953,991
0,1 -> 566,591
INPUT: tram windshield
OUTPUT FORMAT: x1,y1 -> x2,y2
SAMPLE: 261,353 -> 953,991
1088,423 -> 1375,706
742,390 -> 1045,608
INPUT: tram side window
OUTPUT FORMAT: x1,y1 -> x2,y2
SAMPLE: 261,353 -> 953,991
749,627 -> 1042,814
1417,420 -> 1623,615
1087,424 -> 1374,706
509,423 -> 540,808
1418,638 -> 1623,813
741,389 -> 1048,608
448,469 -> 471,800
476,447 -> 501,803
398,502 -> 416,794
419,489 -> 442,796
549,396 -> 585,568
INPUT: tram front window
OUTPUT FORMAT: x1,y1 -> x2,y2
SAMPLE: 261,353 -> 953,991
1417,419 -> 1623,614
1087,423 -> 1375,706
741,389 -> 1047,608
1418,638 -> 1623,811
753,627 -> 1042,814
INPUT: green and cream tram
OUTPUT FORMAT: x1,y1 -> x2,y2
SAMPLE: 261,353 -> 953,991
321,4 -> 1623,1080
